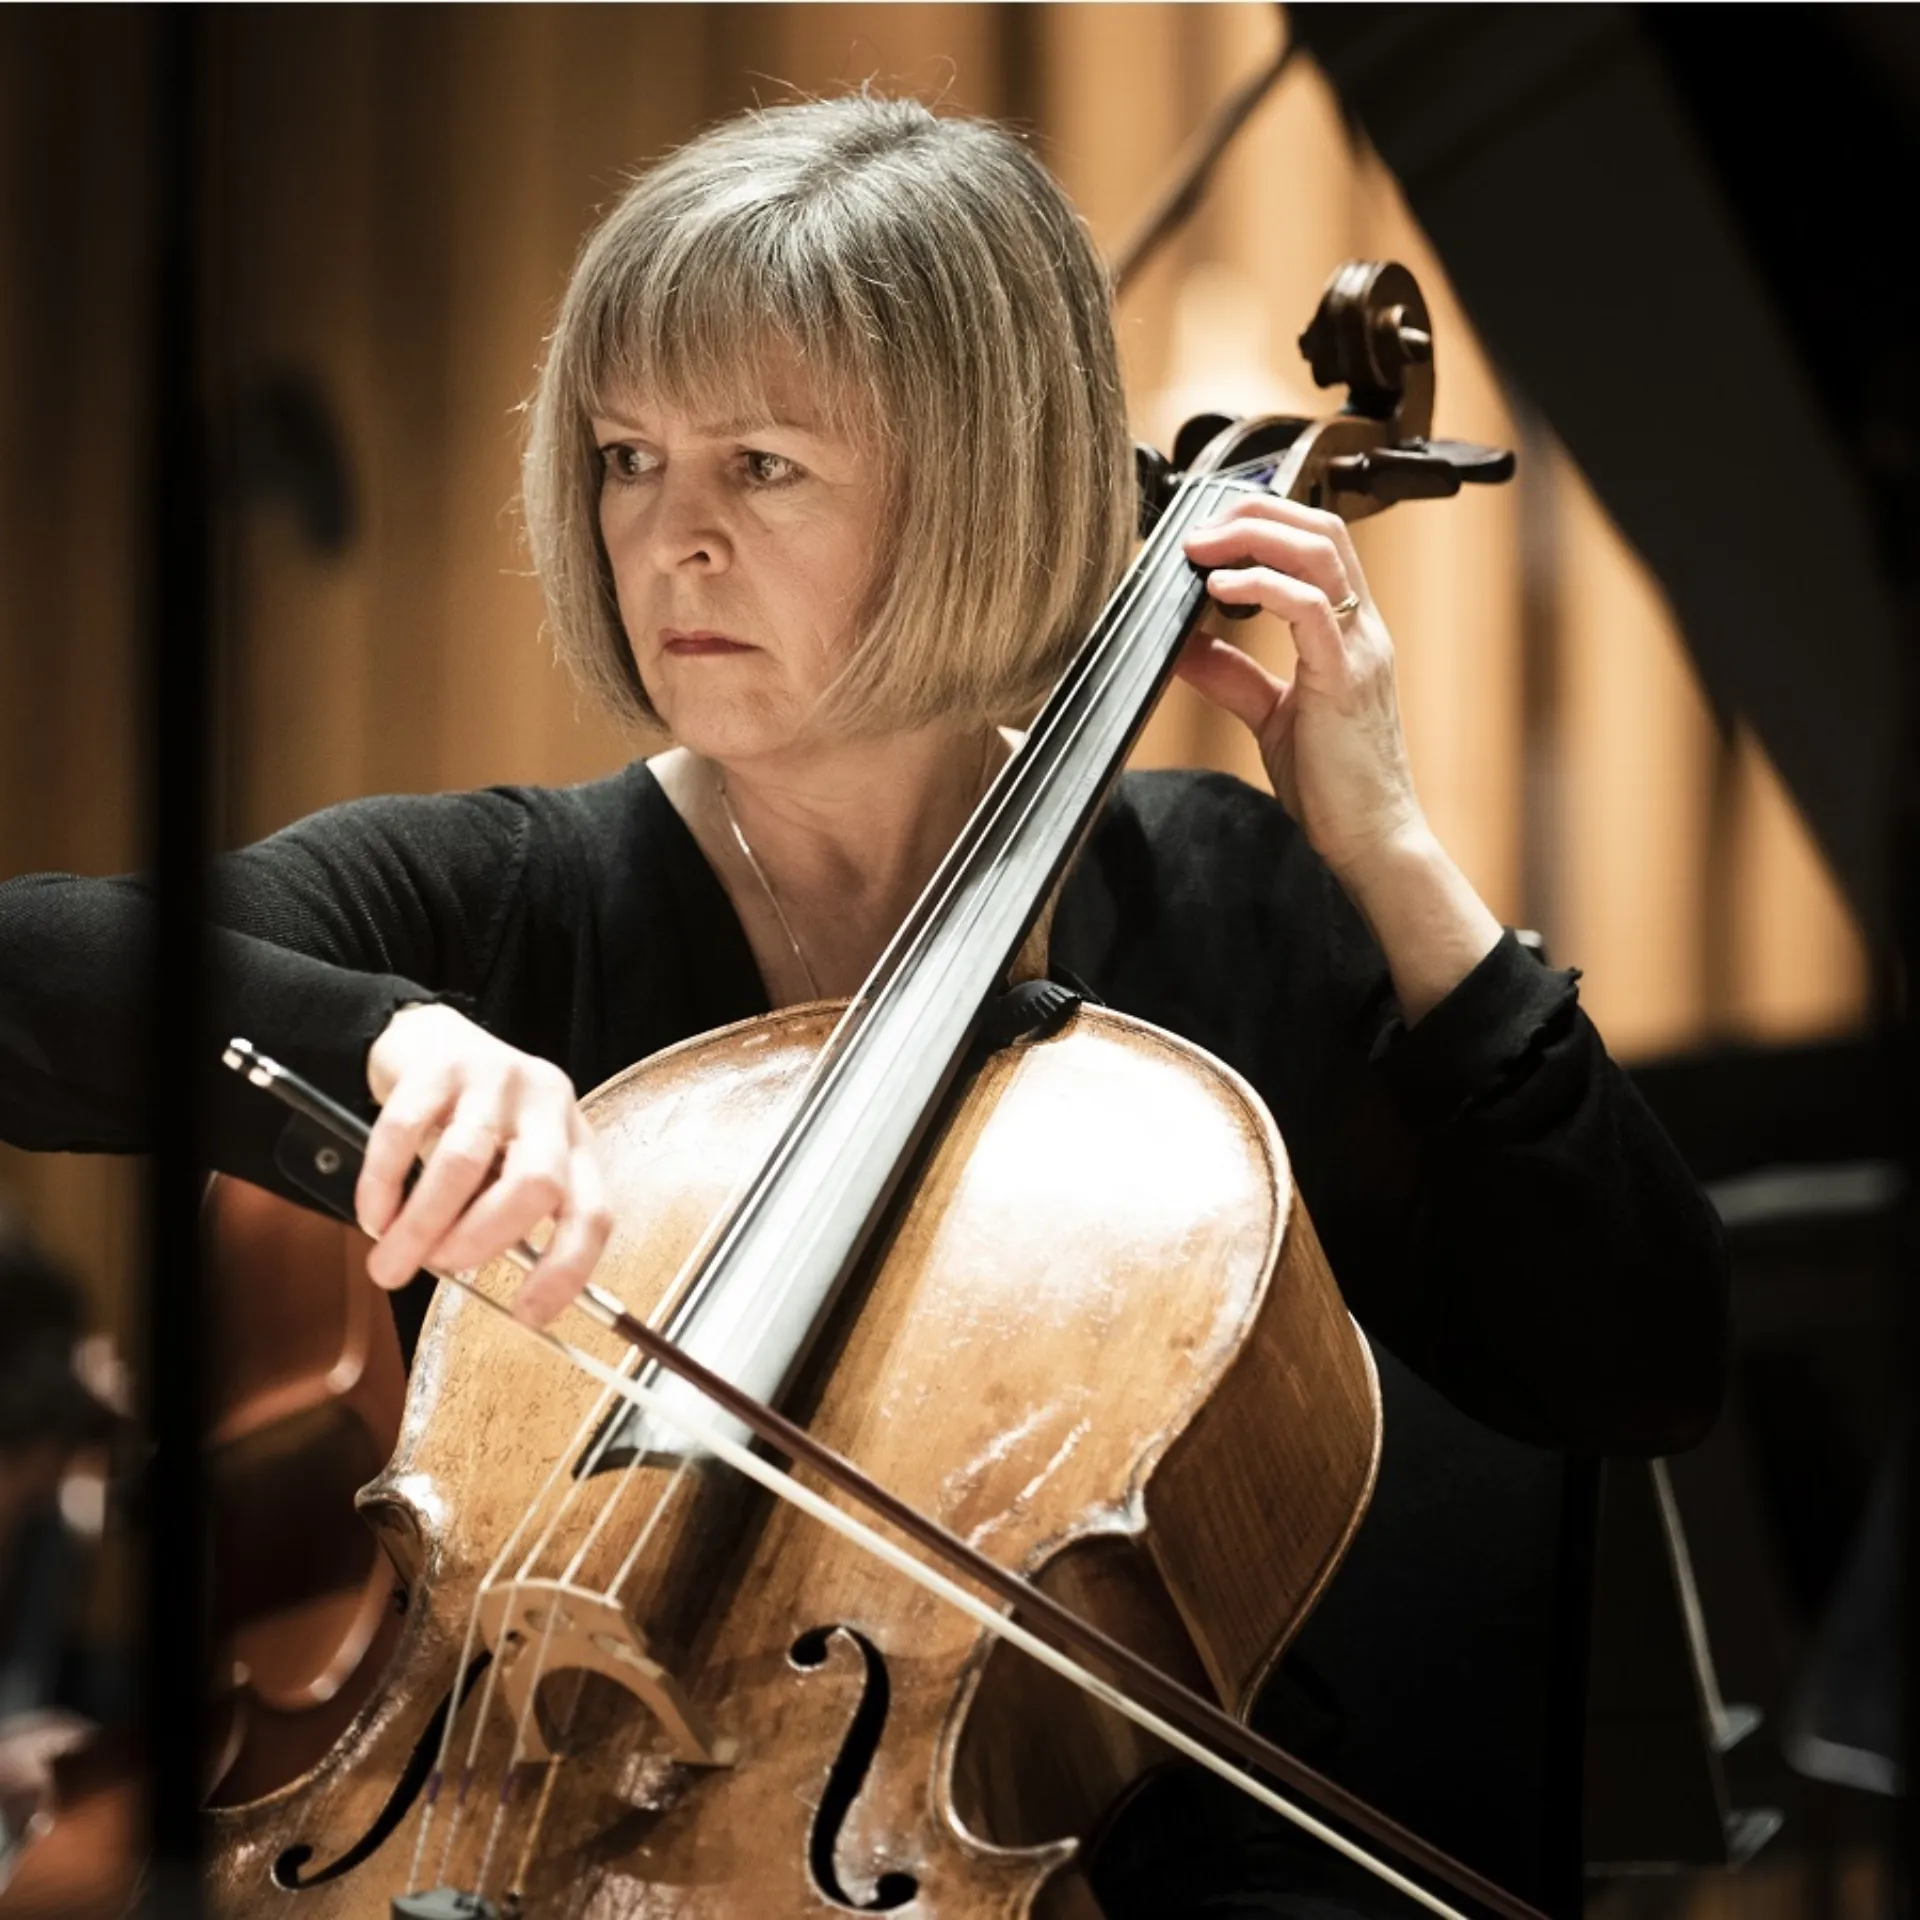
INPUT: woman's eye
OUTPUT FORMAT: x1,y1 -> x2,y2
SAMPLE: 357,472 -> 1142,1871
598,444 -> 656,484
742,449 -> 800,487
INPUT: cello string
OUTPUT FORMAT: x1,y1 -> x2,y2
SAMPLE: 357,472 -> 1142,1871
468,1618 -> 547,1908
424,1177 -> 771,1886
461,1229 -> 767,1879
429,1349 -> 665,1891
466,1402 -> 689,1899
413,1104 -> 817,1885
575,470 -> 1234,1614
411,1432 -> 613,1896
446,1221 -> 761,1890
431,1426 -> 607,1896
555,1210 -> 761,1597
505,1741 -> 573,1909
566,1245 -> 734,1595
411,1328 -> 640,1894
595,1444 -> 691,1600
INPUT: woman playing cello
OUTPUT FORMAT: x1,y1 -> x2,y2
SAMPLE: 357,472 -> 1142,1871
0,95 -> 1725,1916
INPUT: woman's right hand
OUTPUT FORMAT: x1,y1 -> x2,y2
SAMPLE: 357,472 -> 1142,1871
357,1003 -> 612,1326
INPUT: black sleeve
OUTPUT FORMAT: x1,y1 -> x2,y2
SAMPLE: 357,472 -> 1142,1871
0,788 -> 534,1191
1059,771 -> 1730,1459
1358,928 -> 1730,1456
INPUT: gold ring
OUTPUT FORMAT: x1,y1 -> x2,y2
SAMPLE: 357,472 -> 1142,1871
1329,591 -> 1361,619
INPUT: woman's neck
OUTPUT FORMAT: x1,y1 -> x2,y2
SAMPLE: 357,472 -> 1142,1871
651,725 -> 1010,1001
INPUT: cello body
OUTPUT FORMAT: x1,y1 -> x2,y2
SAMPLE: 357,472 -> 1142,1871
204,1000 -> 1380,1916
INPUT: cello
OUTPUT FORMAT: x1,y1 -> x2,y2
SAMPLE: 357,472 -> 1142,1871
192,259 -> 1531,1920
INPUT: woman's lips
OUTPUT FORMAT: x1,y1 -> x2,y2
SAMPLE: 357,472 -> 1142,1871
662,629 -> 754,656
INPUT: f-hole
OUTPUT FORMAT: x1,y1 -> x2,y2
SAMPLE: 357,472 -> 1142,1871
789,1626 -> 919,1911
271,1653 -> 491,1891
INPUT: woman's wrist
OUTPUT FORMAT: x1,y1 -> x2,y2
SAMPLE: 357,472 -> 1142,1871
1331,823 -> 1503,1026
366,999 -> 447,1103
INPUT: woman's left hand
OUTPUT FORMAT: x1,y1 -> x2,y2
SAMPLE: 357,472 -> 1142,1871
1179,496 -> 1424,891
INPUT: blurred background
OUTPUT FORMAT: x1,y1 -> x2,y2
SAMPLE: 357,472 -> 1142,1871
0,5 -> 1909,1916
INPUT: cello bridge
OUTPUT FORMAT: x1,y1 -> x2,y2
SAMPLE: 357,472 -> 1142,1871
474,1578 -> 737,1768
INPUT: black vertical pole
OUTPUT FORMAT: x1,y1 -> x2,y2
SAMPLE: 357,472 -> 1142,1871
1901,612 -> 1918,1907
144,4 -> 209,1913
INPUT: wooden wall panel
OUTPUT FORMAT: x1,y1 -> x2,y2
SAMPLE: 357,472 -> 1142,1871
0,10 -> 148,1323
217,7 -> 387,832
1039,4 -> 1192,399
0,11 -> 146,885
426,9 -> 586,794
1723,731 -> 1873,1042
731,3 -> 1011,114
1552,452 -> 1721,1057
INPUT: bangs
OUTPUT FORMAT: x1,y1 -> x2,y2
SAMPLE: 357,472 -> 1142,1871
576,200 -> 889,448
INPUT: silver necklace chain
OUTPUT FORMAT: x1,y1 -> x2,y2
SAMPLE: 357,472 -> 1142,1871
715,774 -> 823,1000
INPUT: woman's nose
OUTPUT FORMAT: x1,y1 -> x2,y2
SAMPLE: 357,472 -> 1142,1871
648,475 -> 730,574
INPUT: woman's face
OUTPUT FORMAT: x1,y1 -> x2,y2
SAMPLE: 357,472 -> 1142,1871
592,365 -> 887,762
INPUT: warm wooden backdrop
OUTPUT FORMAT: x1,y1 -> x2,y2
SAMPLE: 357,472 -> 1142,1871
0,4 -> 1869,1333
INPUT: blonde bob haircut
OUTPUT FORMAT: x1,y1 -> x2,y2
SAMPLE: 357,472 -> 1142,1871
524,94 -> 1136,736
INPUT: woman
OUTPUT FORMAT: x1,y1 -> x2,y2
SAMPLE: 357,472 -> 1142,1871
0,95 -> 1725,1914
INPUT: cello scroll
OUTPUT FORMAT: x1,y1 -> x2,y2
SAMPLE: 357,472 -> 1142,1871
1139,258 -> 1515,539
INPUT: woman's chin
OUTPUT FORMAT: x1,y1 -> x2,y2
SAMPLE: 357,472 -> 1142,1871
638,650 -> 841,766
651,697 -> 810,767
